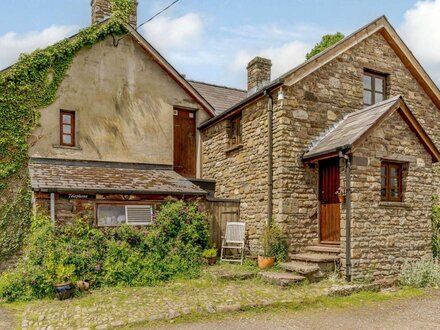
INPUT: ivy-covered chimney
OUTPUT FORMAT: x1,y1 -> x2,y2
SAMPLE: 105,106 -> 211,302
91,0 -> 138,27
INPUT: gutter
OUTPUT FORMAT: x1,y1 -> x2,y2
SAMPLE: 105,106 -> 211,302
339,149 -> 352,282
264,90 -> 274,226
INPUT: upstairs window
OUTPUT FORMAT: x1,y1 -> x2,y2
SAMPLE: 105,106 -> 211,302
381,162 -> 403,202
228,115 -> 242,147
363,71 -> 386,106
60,110 -> 75,146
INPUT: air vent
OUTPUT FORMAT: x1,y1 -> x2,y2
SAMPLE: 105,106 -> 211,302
125,205 -> 153,225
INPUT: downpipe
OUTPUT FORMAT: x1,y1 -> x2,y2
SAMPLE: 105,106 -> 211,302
339,150 -> 352,282
264,90 -> 273,226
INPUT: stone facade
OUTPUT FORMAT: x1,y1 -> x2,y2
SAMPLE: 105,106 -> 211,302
201,30 -> 440,278
247,57 -> 272,92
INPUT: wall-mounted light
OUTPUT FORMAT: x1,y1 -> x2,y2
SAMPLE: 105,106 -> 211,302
278,89 -> 285,101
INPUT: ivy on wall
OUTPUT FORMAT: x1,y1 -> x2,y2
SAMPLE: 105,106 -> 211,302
0,0 -> 135,262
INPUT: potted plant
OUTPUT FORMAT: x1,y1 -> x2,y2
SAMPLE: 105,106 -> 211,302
336,187 -> 346,203
54,264 -> 75,300
258,224 -> 287,269
202,248 -> 217,266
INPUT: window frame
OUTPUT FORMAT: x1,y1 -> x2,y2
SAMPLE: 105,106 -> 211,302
96,203 -> 154,227
363,71 -> 386,106
228,114 -> 242,147
60,110 -> 76,147
381,162 -> 403,202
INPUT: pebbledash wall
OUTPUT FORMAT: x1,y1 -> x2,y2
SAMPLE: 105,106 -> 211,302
201,30 -> 440,278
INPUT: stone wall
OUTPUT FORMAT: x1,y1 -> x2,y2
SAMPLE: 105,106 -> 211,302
346,111 -> 433,279
201,98 -> 273,252
272,31 -> 440,257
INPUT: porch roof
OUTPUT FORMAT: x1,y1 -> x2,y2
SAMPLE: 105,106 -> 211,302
302,96 -> 440,162
28,159 -> 207,195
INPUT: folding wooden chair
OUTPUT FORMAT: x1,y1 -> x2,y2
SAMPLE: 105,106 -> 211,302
220,222 -> 246,265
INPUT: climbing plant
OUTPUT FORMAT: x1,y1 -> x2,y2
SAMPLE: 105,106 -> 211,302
0,0 -> 135,262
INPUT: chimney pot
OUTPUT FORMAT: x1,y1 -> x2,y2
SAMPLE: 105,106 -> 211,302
91,0 -> 138,27
247,56 -> 272,93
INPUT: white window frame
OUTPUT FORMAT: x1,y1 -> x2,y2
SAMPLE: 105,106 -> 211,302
97,204 -> 154,227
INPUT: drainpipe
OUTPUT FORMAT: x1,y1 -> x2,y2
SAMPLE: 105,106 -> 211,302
264,90 -> 273,226
50,192 -> 56,224
339,149 -> 352,282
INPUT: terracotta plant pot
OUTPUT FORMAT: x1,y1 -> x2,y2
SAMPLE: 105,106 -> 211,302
206,257 -> 217,266
54,283 -> 75,300
338,195 -> 346,203
258,255 -> 275,269
76,280 -> 91,291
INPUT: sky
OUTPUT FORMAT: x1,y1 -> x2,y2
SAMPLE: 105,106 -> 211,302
0,0 -> 439,89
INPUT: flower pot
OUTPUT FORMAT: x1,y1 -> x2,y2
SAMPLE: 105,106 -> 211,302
206,257 -> 217,266
76,280 -> 90,291
54,283 -> 75,300
258,255 -> 275,269
337,195 -> 346,203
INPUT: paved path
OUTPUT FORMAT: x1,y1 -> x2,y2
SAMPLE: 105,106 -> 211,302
0,307 -> 15,329
161,289 -> 440,330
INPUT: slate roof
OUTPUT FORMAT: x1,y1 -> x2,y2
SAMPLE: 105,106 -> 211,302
303,96 -> 402,160
189,80 -> 247,115
29,161 -> 207,195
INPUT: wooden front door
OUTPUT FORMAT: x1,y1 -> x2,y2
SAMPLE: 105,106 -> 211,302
319,158 -> 341,244
173,108 -> 196,177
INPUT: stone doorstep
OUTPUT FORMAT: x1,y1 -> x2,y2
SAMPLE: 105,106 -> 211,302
291,253 -> 340,263
279,261 -> 320,275
259,272 -> 306,287
306,245 -> 341,255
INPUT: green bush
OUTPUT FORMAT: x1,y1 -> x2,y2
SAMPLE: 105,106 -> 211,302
0,201 -> 209,302
399,258 -> 440,288
260,223 -> 288,262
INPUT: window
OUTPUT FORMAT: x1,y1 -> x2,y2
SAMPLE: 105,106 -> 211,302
60,110 -> 75,146
97,204 -> 153,226
228,115 -> 242,147
381,162 -> 403,202
363,71 -> 386,106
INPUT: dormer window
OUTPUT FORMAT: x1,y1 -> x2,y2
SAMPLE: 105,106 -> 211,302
60,110 -> 75,146
363,71 -> 386,106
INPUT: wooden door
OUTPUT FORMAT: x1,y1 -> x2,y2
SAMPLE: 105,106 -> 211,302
319,158 -> 341,244
173,108 -> 196,177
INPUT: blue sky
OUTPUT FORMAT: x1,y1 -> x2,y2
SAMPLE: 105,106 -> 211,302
1,0 -> 439,88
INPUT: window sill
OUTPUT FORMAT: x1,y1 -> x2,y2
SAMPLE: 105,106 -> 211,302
379,201 -> 411,209
53,144 -> 82,150
225,143 -> 243,153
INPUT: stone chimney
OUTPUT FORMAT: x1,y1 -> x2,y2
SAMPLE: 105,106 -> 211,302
91,0 -> 138,27
247,56 -> 272,93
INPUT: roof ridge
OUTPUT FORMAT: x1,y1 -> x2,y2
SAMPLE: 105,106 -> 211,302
188,80 -> 246,93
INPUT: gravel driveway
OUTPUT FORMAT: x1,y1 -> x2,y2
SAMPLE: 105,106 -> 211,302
161,289 -> 440,330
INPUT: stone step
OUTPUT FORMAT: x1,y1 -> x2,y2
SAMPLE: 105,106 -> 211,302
279,261 -> 320,275
306,245 -> 341,255
259,272 -> 306,287
290,253 -> 340,264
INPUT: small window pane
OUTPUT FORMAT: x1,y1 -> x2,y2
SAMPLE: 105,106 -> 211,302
363,90 -> 372,105
63,125 -> 71,134
375,92 -> 383,102
375,78 -> 383,92
62,134 -> 72,145
98,205 -> 126,226
63,114 -> 71,124
363,75 -> 372,89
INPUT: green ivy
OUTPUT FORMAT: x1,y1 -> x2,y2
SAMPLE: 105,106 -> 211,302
0,0 -> 135,262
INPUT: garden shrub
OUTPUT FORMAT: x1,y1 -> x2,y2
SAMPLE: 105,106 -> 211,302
0,201 -> 209,302
432,197 -> 440,258
399,258 -> 440,288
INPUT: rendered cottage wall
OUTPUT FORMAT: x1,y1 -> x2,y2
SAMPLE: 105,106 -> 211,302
28,36 -> 210,173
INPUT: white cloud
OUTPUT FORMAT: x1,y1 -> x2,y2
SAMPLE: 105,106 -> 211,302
399,0 -> 440,85
141,13 -> 204,52
0,25 -> 77,70
229,41 -> 310,85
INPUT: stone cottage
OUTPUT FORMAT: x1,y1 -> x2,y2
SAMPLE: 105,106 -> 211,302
200,16 -> 440,280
